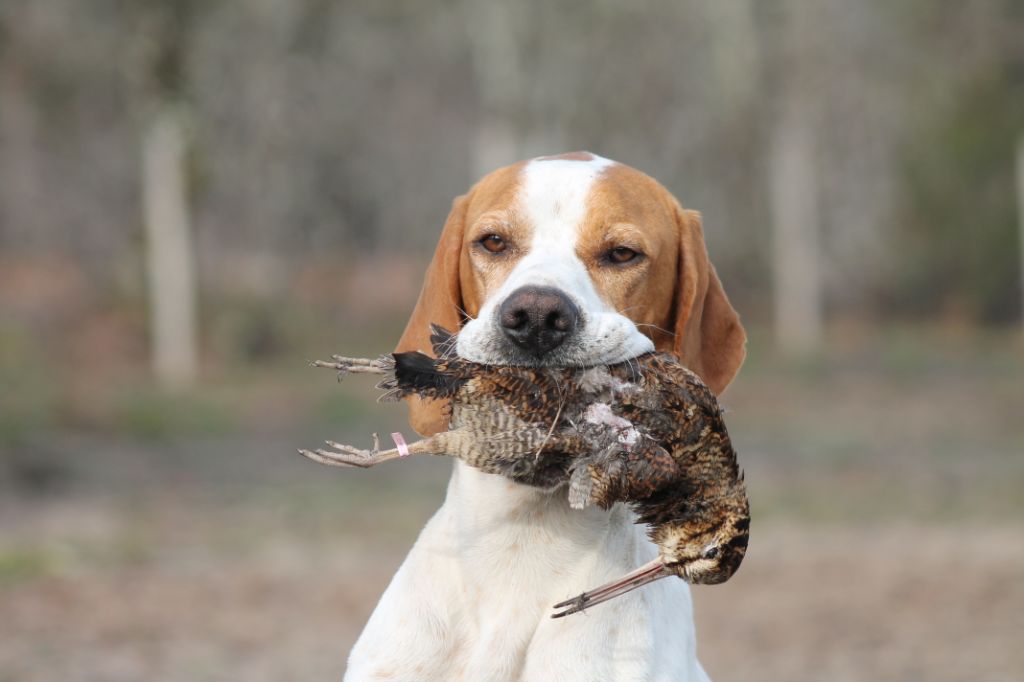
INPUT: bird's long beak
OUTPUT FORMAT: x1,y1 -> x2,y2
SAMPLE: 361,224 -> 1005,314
551,558 -> 672,618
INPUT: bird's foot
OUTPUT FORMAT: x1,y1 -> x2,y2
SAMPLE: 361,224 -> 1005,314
311,355 -> 390,379
298,433 -> 383,468
551,592 -> 590,618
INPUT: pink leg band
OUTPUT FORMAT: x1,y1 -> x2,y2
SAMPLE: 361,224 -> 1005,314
391,432 -> 410,457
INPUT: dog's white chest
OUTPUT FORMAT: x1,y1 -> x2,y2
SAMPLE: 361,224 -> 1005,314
343,462 -> 708,681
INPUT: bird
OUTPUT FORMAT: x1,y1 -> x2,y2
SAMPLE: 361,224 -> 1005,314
300,324 -> 595,489
298,324 -> 749,616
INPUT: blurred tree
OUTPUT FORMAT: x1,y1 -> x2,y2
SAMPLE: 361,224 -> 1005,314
767,0 -> 824,353
0,0 -> 1021,336
467,0 -> 528,178
0,3 -> 49,251
134,0 -> 208,388
897,64 -> 1024,324
1017,135 -> 1024,331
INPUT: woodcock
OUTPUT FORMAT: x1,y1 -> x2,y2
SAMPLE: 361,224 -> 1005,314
299,325 -> 749,617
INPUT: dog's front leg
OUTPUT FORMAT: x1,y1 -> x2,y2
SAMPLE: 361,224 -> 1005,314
343,501 -> 464,681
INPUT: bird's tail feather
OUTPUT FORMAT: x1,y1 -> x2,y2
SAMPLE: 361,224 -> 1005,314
377,350 -> 463,401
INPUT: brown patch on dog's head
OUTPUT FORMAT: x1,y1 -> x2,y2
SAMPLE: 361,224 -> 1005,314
395,156 -> 746,436
578,162 -> 746,394
575,163 -> 681,352
395,160 -> 529,435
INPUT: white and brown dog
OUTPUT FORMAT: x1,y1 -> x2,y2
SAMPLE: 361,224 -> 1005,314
345,152 -> 746,681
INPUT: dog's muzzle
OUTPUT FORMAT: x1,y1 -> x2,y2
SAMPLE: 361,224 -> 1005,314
498,285 -> 580,357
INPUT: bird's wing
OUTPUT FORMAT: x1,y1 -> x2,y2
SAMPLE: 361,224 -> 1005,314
647,354 -> 723,417
624,443 -> 681,499
466,366 -> 569,425
571,440 -> 682,511
427,324 -> 568,424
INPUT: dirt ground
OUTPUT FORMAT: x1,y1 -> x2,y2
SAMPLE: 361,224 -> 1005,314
694,524 -> 1024,681
2,336 -> 1022,680
1,490 -> 1021,681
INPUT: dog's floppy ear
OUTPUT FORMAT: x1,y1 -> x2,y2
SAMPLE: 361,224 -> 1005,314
670,208 -> 746,395
395,194 -> 469,436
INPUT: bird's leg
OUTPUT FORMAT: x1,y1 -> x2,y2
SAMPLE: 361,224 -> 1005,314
311,355 -> 390,375
298,432 -> 448,469
534,432 -> 591,457
620,441 -> 679,500
567,441 -> 624,511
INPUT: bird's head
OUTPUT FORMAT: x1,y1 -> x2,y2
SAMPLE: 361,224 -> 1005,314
655,511 -> 749,585
551,503 -> 750,618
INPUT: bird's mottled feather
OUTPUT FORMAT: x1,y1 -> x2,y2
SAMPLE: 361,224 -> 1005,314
335,326 -> 749,588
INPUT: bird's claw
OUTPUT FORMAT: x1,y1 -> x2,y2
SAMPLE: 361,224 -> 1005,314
298,433 -> 382,468
550,593 -> 589,619
311,356 -> 388,381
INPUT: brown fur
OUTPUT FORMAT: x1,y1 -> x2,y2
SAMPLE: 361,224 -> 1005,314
396,155 -> 746,436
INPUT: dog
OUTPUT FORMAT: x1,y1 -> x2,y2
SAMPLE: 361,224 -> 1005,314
344,152 -> 745,681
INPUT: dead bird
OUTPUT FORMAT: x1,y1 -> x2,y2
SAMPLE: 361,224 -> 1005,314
299,325 -> 749,615
301,325 -> 683,497
301,325 -> 596,489
550,353 -> 750,617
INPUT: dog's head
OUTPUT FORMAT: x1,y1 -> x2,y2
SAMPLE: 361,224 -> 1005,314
398,152 -> 746,435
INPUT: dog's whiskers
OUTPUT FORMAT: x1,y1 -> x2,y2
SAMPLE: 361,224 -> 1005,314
633,322 -> 675,338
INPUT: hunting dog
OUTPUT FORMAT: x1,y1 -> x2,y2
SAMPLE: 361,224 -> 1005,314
345,152 -> 745,681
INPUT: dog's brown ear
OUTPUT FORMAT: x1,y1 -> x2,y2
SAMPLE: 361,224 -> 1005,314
395,194 -> 468,436
671,208 -> 746,395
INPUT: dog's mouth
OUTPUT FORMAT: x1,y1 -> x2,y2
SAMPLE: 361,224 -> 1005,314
455,311 -> 655,368
476,335 -> 591,368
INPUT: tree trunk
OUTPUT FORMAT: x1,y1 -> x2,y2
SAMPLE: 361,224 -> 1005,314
1017,134 -> 1024,334
770,99 -> 824,354
467,2 -> 525,178
142,106 -> 198,389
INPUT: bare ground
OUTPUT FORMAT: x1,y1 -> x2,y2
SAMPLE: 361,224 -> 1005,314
1,490 -> 1021,681
2,335 -> 1022,680
695,524 -> 1024,681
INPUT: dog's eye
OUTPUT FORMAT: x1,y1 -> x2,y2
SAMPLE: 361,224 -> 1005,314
703,546 -> 720,560
607,246 -> 639,264
479,234 -> 507,254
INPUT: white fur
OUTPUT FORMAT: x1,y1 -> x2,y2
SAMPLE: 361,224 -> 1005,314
344,156 -> 710,681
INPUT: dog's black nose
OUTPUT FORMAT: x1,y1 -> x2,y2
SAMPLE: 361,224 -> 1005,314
499,286 -> 579,356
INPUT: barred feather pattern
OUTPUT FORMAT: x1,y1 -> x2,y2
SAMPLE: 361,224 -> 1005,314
334,326 -> 749,586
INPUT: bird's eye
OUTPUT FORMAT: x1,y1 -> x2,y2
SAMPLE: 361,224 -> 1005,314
607,246 -> 640,264
479,234 -> 507,254
703,546 -> 720,560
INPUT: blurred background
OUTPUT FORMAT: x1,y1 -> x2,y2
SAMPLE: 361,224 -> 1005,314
1,1 -> 1022,679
